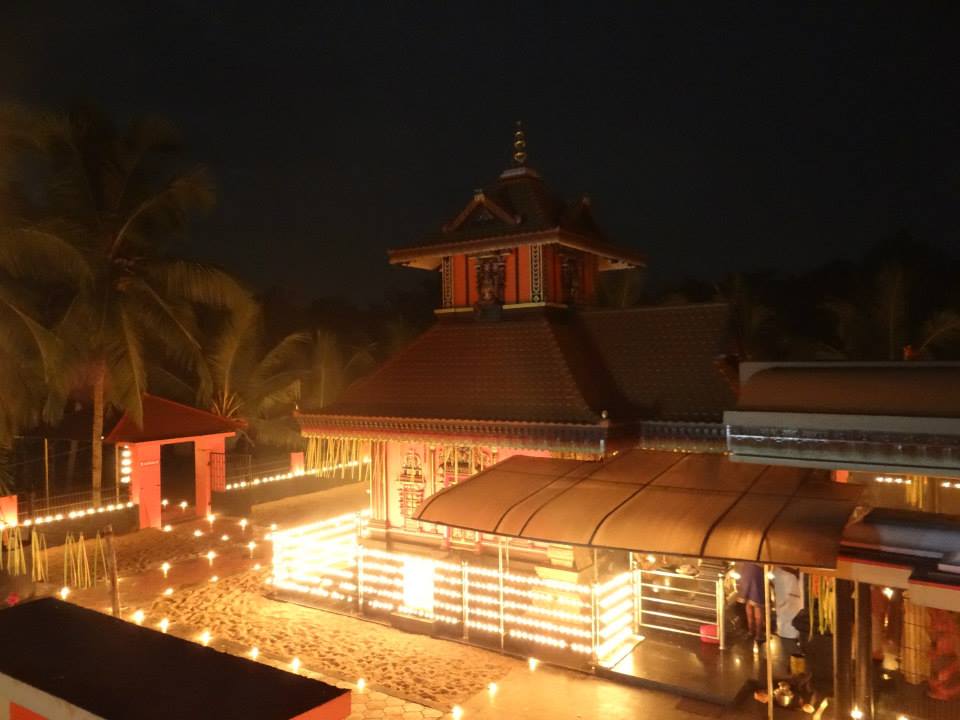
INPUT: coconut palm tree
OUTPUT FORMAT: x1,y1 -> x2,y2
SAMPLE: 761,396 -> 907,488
0,103 -> 249,502
205,300 -> 376,449
823,263 -> 960,360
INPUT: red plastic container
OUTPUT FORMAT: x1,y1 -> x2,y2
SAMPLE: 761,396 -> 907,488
700,623 -> 719,644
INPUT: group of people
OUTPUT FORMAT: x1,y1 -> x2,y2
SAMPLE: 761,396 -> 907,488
733,562 -> 804,643
733,563 -> 829,716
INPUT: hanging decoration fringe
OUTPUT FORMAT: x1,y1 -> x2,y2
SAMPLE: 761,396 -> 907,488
30,530 -> 48,583
806,574 -> 835,638
63,533 -> 93,590
306,437 -> 375,484
92,532 -> 109,586
3,526 -> 26,576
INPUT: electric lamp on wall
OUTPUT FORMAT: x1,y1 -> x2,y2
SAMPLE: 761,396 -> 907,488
119,446 -> 133,484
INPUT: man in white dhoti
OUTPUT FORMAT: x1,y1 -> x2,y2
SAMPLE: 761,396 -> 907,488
773,567 -> 803,639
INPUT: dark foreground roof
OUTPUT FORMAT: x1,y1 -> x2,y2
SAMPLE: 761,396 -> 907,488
415,450 -> 862,567
737,364 -> 960,418
0,599 -> 348,720
298,304 -> 734,440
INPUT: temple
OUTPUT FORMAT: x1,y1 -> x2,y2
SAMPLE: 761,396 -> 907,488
281,129 -> 960,717
294,125 -> 735,558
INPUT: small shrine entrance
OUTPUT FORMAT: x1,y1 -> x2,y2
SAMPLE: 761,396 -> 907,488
104,395 -> 238,529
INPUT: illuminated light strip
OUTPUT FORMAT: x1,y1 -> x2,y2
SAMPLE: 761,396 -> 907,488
224,458 -> 371,491
466,583 -> 588,609
597,626 -> 633,660
19,501 -> 137,528
465,593 -> 591,623
466,607 -> 592,639
274,525 -> 358,546
599,585 -> 632,610
467,566 -> 591,593
466,620 -> 501,634
874,476 -> 911,486
508,628 -> 568,649
271,510 -> 369,539
597,571 -> 632,596
599,613 -> 633,640
366,599 -> 394,611
600,599 -> 634,626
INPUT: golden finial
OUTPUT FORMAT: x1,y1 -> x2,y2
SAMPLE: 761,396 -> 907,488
512,121 -> 527,166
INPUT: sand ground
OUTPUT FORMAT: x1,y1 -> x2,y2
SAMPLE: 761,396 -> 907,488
51,485 -> 513,711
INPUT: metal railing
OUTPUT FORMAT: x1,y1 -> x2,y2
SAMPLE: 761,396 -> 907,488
637,566 -> 725,647
17,485 -> 131,522
209,453 -> 255,492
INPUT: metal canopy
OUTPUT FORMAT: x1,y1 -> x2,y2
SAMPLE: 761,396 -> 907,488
414,450 -> 862,568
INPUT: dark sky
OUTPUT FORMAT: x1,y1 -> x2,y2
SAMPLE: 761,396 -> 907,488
2,2 -> 958,303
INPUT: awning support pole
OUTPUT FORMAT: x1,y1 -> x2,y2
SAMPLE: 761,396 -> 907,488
498,539 -> 505,652
835,578 -> 855,716
716,574 -> 726,650
592,548 -> 600,667
764,563 -> 774,720
855,582 -> 875,719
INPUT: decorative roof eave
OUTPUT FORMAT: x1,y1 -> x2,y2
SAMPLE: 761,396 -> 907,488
387,228 -> 647,271
295,412 -> 611,454
442,192 -> 520,233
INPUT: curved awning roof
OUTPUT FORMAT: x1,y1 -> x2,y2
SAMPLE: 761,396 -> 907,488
415,450 -> 863,568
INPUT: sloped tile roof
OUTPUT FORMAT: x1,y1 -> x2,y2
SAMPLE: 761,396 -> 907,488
304,303 -> 734,427
312,311 -> 614,424
418,170 -> 595,246
105,394 -> 240,443
579,303 -> 737,421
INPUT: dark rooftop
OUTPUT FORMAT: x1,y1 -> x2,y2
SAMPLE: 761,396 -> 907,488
388,166 -> 646,268
737,364 -> 960,418
0,599 -> 348,720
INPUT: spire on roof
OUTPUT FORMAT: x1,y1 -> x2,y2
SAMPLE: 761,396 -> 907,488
512,121 -> 527,166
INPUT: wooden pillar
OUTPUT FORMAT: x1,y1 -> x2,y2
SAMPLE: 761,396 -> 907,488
764,564 -> 774,720
835,578 -> 855,717
855,582 -> 875,719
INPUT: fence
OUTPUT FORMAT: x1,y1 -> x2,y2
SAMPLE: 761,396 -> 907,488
17,485 -> 131,523
209,453 -> 254,493
636,564 -> 725,646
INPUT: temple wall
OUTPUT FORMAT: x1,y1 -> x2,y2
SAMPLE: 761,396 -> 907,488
378,440 -> 550,530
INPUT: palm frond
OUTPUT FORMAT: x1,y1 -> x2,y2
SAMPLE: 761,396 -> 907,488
110,167 -> 216,256
0,227 -> 93,287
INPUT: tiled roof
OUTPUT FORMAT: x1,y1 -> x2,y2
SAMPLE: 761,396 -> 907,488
303,303 -> 734,428
105,394 -> 240,443
419,169 -> 600,246
24,394 -> 241,443
579,303 -> 737,422
311,311 -> 615,425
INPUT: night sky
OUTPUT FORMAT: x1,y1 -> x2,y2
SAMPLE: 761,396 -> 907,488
2,3 -> 957,303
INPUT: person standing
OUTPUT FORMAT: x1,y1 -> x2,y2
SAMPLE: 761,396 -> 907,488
773,567 -> 803,640
737,562 -> 766,642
